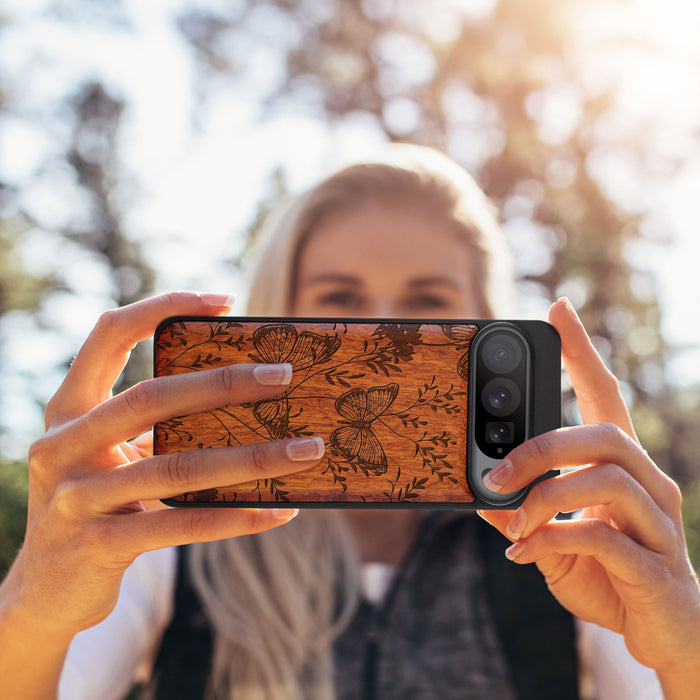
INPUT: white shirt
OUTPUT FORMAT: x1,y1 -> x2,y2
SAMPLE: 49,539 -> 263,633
59,548 -> 663,700
59,548 -> 176,700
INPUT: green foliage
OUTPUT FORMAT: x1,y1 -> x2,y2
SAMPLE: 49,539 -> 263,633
0,460 -> 28,577
0,222 -> 54,316
682,478 -> 700,572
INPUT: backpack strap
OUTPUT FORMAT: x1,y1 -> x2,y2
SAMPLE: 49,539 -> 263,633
476,515 -> 580,700
146,546 -> 212,699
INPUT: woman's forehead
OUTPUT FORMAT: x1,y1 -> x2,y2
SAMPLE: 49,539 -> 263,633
298,204 -> 473,275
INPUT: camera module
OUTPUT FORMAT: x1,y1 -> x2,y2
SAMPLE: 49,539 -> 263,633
469,323 -> 531,466
466,320 -> 560,507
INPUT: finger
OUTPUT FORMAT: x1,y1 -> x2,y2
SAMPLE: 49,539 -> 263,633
120,441 -> 144,462
110,506 -> 300,558
503,464 -> 675,554
476,509 -> 516,540
548,298 -> 636,439
120,431 -> 152,461
67,362 -> 293,455
503,518 -> 662,587
127,430 -> 153,459
47,292 -> 235,424
86,437 -> 325,508
483,423 -> 681,514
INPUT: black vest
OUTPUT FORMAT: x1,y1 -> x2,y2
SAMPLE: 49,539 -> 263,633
148,514 -> 579,699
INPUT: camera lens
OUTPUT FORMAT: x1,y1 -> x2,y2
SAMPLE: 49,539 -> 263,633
489,387 -> 510,411
481,378 -> 521,417
482,334 -> 522,374
486,421 -> 514,444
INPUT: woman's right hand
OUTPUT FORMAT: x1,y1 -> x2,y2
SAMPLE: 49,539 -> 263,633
1,292 -> 324,643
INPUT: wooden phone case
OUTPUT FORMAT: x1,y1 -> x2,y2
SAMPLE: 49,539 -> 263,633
153,317 -> 559,508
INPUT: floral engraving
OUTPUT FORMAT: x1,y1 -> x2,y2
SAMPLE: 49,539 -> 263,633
156,321 -> 245,373
441,324 -> 478,379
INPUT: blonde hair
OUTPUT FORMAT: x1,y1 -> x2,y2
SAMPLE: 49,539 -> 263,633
189,512 -> 359,700
246,143 -> 514,317
188,144 -> 514,699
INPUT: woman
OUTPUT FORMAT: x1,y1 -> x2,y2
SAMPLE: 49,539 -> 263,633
0,145 -> 698,699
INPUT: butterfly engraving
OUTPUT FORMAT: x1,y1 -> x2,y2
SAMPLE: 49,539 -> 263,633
441,324 -> 478,379
247,324 -> 341,438
248,324 -> 341,370
253,396 -> 292,439
329,383 -> 399,474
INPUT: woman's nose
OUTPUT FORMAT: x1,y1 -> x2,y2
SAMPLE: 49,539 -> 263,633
365,300 -> 402,318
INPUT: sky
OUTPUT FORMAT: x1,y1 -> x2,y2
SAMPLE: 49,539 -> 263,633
1,0 -> 699,457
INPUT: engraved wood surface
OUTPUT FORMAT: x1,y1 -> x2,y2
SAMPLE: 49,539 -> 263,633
154,319 -> 478,504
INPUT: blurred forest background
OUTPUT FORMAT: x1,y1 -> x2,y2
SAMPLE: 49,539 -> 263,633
1,0 -> 700,575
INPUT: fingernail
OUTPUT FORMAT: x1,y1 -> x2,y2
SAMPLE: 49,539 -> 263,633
254,363 -> 293,386
505,541 -> 527,561
199,293 -> 236,310
557,296 -> 578,319
506,509 -> 527,540
483,460 -> 512,493
274,508 -> 299,521
286,436 -> 325,461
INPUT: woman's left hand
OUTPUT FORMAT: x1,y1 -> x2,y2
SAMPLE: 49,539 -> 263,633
478,298 -> 700,696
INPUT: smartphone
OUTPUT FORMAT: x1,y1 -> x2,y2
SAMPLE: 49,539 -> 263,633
153,317 -> 560,509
